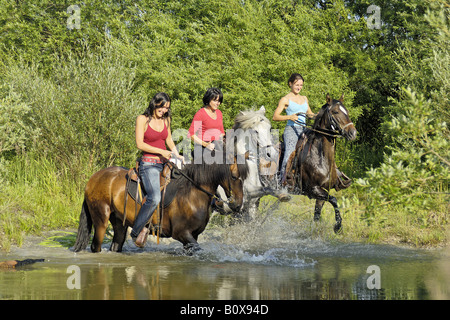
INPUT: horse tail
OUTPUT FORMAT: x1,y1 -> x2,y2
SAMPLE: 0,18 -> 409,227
73,199 -> 92,252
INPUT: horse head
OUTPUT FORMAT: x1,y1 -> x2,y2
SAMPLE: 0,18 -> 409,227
234,106 -> 278,161
321,94 -> 357,141
218,151 -> 249,212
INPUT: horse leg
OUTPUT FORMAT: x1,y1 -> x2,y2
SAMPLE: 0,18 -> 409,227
109,214 -> 127,252
91,224 -> 107,253
175,230 -> 201,255
310,187 -> 342,233
314,200 -> 325,221
328,195 -> 342,233
90,203 -> 110,253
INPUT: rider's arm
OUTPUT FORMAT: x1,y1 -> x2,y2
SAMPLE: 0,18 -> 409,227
272,97 -> 298,122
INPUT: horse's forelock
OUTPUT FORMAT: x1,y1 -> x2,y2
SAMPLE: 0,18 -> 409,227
234,109 -> 269,130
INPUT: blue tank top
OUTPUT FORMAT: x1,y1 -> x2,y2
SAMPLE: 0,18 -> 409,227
286,99 -> 308,127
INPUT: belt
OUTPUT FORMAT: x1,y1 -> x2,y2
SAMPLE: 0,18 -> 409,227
141,156 -> 163,164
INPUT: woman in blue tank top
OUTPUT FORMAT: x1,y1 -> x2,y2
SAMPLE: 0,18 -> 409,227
273,73 -> 316,183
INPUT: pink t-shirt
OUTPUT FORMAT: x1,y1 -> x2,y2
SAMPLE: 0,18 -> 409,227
188,108 -> 225,142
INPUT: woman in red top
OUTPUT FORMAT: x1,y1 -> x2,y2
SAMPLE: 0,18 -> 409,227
131,92 -> 184,247
188,88 -> 225,152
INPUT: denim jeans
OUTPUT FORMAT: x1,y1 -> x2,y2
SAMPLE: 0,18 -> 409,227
130,161 -> 163,237
280,125 -> 303,180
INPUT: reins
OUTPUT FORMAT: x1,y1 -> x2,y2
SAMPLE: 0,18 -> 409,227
167,161 -> 235,206
293,110 -> 353,139
293,119 -> 340,138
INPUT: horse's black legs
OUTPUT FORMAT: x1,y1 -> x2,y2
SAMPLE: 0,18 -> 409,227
176,231 -> 201,255
311,187 -> 342,233
328,196 -> 342,233
109,214 -> 127,252
314,200 -> 325,221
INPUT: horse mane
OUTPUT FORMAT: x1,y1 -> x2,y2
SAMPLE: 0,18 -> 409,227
312,103 -> 334,130
232,108 -> 270,130
177,149 -> 249,196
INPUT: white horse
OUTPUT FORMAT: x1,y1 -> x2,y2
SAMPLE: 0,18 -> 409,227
215,106 -> 290,220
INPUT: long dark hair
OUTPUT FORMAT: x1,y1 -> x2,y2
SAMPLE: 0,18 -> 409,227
143,92 -> 171,119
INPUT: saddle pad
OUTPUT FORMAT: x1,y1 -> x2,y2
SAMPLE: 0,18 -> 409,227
127,179 -> 143,204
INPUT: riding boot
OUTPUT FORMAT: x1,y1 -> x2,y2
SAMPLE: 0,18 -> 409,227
133,227 -> 149,248
335,169 -> 352,191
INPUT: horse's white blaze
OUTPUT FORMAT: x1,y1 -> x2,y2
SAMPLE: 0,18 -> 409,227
339,106 -> 348,115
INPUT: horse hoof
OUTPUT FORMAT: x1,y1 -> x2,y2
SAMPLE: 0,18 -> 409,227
184,244 -> 201,256
334,223 -> 343,234
278,193 -> 291,202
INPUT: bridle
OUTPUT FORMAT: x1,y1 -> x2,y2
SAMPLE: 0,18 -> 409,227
166,161 -> 240,208
294,103 -> 353,138
326,104 -> 354,137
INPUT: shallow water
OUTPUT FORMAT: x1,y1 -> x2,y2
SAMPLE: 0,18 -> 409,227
1,215 -> 449,300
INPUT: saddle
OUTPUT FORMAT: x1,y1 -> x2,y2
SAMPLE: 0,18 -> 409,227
281,132 -> 352,192
124,162 -> 181,207
282,132 -> 309,191
122,161 -> 183,229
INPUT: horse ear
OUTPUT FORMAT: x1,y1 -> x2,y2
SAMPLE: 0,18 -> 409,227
259,105 -> 265,114
326,93 -> 332,105
339,94 -> 344,102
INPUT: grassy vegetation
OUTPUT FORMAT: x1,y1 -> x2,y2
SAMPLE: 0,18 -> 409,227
0,155 -> 83,251
211,187 -> 449,249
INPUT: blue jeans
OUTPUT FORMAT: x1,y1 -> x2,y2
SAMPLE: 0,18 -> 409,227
280,125 -> 303,180
131,161 -> 163,237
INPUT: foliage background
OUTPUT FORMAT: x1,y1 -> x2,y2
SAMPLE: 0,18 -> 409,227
0,0 -> 448,250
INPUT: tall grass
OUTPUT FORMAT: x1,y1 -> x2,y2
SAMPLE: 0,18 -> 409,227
0,155 -> 83,251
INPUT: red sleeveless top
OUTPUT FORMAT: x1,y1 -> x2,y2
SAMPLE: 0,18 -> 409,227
143,120 -> 168,159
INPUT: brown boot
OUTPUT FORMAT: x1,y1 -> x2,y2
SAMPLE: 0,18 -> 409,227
335,169 -> 352,191
134,227 -> 149,248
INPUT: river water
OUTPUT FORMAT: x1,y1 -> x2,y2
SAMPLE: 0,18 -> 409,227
1,214 -> 449,300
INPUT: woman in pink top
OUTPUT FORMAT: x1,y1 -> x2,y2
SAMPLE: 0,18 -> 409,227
188,88 -> 225,154
131,92 -> 184,247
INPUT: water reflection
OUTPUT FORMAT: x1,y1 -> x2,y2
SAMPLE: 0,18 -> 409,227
1,227 -> 449,300
1,248 -> 448,300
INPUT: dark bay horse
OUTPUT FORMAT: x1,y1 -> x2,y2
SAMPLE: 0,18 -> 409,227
284,94 -> 357,233
73,150 -> 248,253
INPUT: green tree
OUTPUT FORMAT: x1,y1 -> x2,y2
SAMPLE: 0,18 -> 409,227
355,3 -> 449,234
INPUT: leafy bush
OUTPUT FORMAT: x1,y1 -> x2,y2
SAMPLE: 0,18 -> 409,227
2,46 -> 145,182
354,4 -> 449,238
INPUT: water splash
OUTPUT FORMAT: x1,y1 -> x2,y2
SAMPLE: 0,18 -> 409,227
193,212 -> 319,268
196,243 -> 316,268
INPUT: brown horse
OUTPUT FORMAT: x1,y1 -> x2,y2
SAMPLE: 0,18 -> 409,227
73,150 -> 248,253
285,94 -> 357,233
